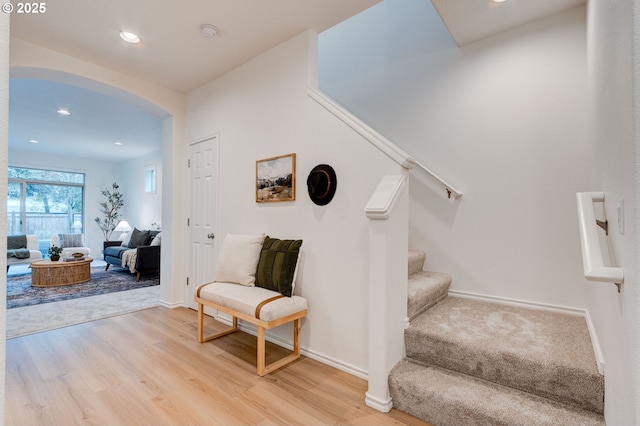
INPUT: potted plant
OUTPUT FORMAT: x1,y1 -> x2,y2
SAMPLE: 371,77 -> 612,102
94,182 -> 124,241
49,245 -> 62,261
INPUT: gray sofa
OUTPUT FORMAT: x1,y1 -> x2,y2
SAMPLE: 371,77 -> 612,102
103,229 -> 160,281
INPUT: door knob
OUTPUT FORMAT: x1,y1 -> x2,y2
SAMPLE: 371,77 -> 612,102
207,233 -> 215,239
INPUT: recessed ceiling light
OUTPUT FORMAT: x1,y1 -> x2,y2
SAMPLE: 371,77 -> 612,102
57,108 -> 71,116
493,0 -> 507,2
114,141 -> 123,146
28,139 -> 39,144
119,31 -> 141,44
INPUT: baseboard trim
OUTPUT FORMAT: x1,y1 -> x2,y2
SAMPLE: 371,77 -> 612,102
212,312 -> 369,380
158,299 -> 183,309
364,392 -> 392,413
449,290 -> 585,316
448,290 -> 605,374
584,309 -> 605,374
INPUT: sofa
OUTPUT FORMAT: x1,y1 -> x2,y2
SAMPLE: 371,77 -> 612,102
50,234 -> 91,259
7,234 -> 43,271
103,228 -> 161,282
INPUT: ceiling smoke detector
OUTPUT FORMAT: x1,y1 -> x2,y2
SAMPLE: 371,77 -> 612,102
200,24 -> 219,39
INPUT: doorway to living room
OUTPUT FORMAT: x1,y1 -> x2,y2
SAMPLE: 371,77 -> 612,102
6,260 -> 160,338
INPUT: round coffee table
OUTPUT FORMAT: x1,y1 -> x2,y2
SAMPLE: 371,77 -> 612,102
30,258 -> 93,287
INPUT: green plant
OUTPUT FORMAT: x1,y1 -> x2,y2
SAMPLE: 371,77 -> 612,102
49,245 -> 62,256
94,182 -> 124,241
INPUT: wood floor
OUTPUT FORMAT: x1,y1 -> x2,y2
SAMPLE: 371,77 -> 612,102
6,306 -> 430,425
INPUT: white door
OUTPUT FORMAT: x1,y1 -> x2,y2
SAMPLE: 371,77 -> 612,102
186,135 -> 218,309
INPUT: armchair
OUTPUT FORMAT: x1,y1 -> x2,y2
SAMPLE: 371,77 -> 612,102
103,229 -> 161,282
50,234 -> 91,259
7,234 -> 43,271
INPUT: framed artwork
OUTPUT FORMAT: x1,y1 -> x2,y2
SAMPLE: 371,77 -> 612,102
256,153 -> 296,202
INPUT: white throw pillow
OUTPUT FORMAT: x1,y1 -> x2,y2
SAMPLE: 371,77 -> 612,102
121,231 -> 133,247
150,232 -> 162,246
216,233 -> 266,286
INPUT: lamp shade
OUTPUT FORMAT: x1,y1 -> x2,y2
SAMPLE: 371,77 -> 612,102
114,220 -> 132,232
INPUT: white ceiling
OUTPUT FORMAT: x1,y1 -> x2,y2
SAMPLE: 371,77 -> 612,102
9,78 -> 164,162
8,0 -> 586,162
430,0 -> 585,46
10,0 -> 382,94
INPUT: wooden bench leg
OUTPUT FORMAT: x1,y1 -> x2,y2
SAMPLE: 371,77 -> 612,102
257,327 -> 267,376
256,318 -> 302,376
197,303 -> 239,343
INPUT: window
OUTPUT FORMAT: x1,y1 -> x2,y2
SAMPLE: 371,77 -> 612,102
7,167 -> 85,252
144,164 -> 156,193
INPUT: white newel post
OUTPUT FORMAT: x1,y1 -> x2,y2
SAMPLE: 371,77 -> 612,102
364,174 -> 409,412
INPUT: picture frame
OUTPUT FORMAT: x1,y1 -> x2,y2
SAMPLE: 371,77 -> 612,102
256,153 -> 296,203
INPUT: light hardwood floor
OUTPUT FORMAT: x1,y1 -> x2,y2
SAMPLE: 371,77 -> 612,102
6,306 -> 430,425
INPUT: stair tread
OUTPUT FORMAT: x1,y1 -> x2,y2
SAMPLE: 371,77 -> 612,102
406,296 -> 603,414
407,271 -> 451,320
390,359 -> 605,426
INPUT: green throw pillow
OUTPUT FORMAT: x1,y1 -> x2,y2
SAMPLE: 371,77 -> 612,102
255,237 -> 302,297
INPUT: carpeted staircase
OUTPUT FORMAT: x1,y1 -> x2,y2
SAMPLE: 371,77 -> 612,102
389,250 -> 606,426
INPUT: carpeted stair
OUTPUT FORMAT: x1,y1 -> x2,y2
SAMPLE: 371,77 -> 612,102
407,249 -> 451,321
390,250 -> 605,426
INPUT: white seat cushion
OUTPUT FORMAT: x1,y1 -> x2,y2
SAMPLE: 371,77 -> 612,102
198,281 -> 307,322
7,250 -> 42,265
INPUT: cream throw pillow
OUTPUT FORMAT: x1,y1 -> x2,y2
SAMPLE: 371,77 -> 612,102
216,233 -> 266,286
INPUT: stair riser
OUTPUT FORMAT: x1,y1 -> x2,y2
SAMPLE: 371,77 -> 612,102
405,332 -> 604,414
407,271 -> 451,320
408,249 -> 426,275
408,293 -> 447,321
391,378 -> 513,426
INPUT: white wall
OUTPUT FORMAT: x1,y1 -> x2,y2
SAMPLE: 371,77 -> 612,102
587,0 -> 638,423
187,31 -> 404,376
8,149 -> 119,258
320,1 -> 591,309
119,150 -> 162,233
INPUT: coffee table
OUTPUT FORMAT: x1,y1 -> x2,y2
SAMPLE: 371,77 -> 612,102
31,258 -> 93,287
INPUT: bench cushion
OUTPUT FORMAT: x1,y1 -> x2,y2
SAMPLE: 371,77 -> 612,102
198,281 -> 307,322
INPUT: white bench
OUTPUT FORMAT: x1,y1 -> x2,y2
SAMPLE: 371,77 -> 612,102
195,282 -> 307,376
194,233 -> 306,376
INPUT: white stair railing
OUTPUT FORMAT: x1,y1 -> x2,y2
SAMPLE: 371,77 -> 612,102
576,192 -> 623,291
308,87 -> 462,199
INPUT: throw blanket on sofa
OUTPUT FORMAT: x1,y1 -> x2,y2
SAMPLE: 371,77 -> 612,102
122,248 -> 138,273
7,235 -> 29,259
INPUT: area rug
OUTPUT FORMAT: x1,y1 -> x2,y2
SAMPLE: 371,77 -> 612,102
7,267 -> 159,309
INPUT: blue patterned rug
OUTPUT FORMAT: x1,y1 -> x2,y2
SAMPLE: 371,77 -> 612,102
7,266 -> 159,309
